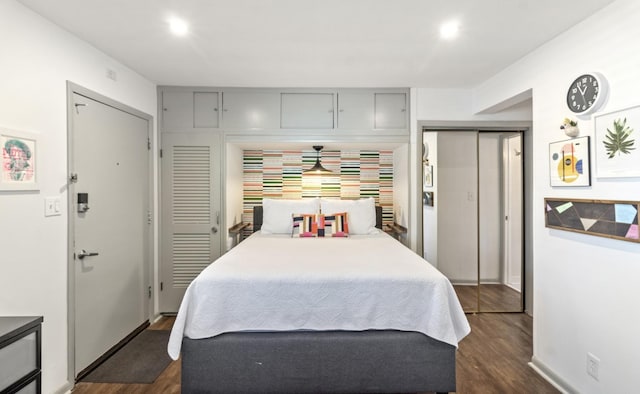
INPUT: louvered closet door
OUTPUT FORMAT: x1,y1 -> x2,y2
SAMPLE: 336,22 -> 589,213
160,132 -> 222,312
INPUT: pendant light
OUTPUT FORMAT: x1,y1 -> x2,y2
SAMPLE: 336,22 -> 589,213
304,145 -> 332,175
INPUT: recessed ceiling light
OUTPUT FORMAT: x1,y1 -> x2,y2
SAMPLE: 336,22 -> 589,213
440,20 -> 459,40
169,17 -> 189,36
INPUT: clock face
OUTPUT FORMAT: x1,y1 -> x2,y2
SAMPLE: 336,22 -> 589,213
566,74 -> 601,114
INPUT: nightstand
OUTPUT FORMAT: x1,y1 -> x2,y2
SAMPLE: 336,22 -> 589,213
228,222 -> 251,247
0,316 -> 43,394
383,223 -> 407,240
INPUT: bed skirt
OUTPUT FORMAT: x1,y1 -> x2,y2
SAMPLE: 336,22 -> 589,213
181,329 -> 456,394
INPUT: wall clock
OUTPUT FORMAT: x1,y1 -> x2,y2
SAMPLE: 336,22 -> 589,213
566,72 -> 608,115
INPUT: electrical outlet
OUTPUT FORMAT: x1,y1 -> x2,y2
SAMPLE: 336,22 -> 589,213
587,352 -> 600,381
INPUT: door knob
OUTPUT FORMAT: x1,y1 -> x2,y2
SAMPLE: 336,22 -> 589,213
77,250 -> 99,259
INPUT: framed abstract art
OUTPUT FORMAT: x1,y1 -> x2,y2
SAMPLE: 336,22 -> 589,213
549,136 -> 590,187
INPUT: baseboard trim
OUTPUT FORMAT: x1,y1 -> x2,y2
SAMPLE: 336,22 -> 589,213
529,356 -> 578,394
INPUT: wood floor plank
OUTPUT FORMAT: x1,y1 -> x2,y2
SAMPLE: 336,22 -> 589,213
454,284 -> 523,313
72,314 -> 559,394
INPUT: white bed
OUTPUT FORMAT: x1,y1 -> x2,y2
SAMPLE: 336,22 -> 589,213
169,199 -> 470,393
168,231 -> 469,359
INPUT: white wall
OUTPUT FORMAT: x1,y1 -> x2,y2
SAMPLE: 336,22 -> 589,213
416,88 -> 532,121
0,2 -> 157,393
473,0 -> 640,392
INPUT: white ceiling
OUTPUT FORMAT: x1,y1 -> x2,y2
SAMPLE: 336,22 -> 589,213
18,0 -> 615,88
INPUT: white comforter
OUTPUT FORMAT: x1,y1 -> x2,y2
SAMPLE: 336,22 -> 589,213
168,231 -> 470,360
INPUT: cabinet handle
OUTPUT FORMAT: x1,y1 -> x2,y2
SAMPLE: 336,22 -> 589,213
214,108 -> 218,111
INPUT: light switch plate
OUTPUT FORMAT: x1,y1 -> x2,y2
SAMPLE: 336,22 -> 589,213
45,196 -> 62,217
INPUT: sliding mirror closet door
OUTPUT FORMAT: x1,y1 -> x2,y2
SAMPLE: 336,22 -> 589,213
433,131 -> 479,312
477,132 -> 523,312
423,130 -> 523,313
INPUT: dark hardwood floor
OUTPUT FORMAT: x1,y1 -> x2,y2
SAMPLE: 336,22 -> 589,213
72,313 -> 558,394
454,284 -> 523,313
455,313 -> 558,394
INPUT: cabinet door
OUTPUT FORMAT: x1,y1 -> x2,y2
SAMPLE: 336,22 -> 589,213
194,92 -> 219,128
162,91 -> 219,130
161,91 -> 193,131
222,91 -> 280,129
374,93 -> 407,129
281,93 -> 334,129
337,92 -> 374,129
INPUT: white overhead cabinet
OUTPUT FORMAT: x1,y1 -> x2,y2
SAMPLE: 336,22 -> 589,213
280,93 -> 334,129
337,92 -> 374,130
161,90 -> 193,131
159,87 -> 408,132
194,92 -> 220,128
222,91 -> 280,129
336,91 -> 408,130
374,93 -> 407,129
161,90 -> 220,131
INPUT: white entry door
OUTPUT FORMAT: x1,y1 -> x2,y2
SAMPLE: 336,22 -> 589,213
70,90 -> 151,377
159,132 -> 222,312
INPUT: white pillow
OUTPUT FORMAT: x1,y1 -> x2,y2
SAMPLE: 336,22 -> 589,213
261,198 -> 320,234
319,198 -> 378,235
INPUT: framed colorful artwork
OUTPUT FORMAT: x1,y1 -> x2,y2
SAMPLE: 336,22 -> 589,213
0,128 -> 39,191
549,136 -> 590,187
545,198 -> 639,243
594,105 -> 640,178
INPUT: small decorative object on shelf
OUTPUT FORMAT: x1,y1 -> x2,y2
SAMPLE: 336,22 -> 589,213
560,117 -> 580,137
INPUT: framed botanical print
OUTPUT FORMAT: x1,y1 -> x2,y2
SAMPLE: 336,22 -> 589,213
594,105 -> 640,178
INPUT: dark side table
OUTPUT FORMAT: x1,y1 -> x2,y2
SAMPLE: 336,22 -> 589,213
0,316 -> 43,394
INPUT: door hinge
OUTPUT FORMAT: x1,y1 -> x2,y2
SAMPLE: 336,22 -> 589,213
148,286 -> 152,298
159,149 -> 163,158
147,138 -> 151,150
69,173 -> 78,183
160,282 -> 163,291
